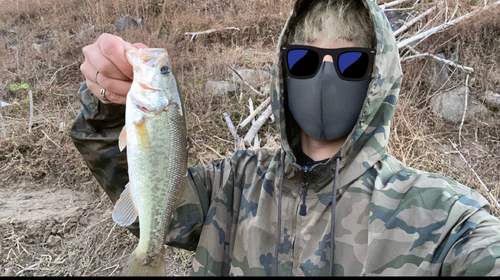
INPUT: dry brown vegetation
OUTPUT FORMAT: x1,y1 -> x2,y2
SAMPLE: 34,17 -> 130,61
0,0 -> 499,276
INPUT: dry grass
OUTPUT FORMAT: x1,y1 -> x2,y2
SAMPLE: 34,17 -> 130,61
0,0 -> 499,276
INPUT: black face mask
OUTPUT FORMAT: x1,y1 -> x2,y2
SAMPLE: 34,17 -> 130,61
286,61 -> 370,140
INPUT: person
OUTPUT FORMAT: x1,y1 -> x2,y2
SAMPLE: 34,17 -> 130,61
71,0 -> 500,276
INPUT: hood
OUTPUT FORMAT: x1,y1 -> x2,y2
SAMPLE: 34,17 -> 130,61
269,0 -> 403,188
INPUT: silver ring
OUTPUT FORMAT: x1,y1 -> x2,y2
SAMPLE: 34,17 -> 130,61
95,71 -> 100,85
100,88 -> 108,101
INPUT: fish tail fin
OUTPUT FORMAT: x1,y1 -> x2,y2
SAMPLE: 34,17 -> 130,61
120,248 -> 166,276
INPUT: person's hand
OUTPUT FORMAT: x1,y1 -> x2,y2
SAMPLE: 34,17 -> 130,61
80,33 -> 148,105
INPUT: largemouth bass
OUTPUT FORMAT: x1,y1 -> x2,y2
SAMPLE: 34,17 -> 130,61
112,48 -> 187,276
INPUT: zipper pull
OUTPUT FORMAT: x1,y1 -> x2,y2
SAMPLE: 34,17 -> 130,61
299,166 -> 309,216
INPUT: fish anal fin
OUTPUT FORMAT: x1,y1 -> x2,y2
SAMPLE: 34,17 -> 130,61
119,126 -> 127,152
112,182 -> 138,226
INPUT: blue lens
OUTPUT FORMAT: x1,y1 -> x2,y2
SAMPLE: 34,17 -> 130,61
287,49 -> 319,77
338,52 -> 369,79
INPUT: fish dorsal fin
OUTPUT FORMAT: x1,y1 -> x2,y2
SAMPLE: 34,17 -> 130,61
112,182 -> 138,226
119,126 -> 127,152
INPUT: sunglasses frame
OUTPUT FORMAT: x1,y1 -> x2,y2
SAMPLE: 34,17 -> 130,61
281,45 -> 376,81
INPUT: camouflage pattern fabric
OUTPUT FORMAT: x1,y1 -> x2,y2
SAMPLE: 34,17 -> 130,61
70,0 -> 500,276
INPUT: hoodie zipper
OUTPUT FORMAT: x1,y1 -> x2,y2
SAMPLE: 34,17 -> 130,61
299,166 -> 310,216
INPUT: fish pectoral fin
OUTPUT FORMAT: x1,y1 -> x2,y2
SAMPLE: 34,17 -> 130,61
112,182 -> 138,226
119,126 -> 127,152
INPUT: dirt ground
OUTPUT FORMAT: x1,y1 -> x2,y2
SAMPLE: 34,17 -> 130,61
1,0 -> 500,276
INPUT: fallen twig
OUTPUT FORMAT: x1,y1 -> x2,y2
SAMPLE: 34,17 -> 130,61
42,129 -> 62,149
406,46 -> 474,73
248,98 -> 260,148
379,0 -> 413,11
225,63 -> 265,97
394,5 -> 437,37
16,263 -> 39,275
0,104 -> 6,139
238,97 -> 270,129
448,139 -> 500,208
202,143 -> 224,159
28,90 -> 33,134
458,75 -> 470,146
397,0 -> 500,49
243,105 -> 273,145
222,112 -> 239,141
185,27 -> 240,42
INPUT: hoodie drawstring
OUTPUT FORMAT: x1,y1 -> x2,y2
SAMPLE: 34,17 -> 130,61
330,157 -> 340,276
274,153 -> 285,276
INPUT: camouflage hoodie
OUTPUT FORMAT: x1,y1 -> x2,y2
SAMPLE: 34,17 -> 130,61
71,0 -> 500,276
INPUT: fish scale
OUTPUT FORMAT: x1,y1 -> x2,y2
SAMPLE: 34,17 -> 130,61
112,48 -> 187,276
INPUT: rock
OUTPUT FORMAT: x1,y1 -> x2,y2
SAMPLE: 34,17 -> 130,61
422,53 -> 450,90
46,235 -> 62,247
430,86 -> 488,123
384,10 -> 409,32
230,68 -> 270,88
32,39 -> 54,53
479,90 -> 500,109
114,14 -> 141,32
3,267 -> 14,277
0,29 -> 14,37
204,80 -> 238,95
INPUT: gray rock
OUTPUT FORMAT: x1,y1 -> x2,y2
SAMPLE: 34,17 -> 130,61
46,235 -> 62,247
5,39 -> 18,49
479,90 -> 500,109
204,80 -> 238,95
430,86 -> 488,123
0,29 -> 14,37
384,10 -> 409,32
32,39 -> 54,53
3,267 -> 14,277
231,68 -> 270,88
114,14 -> 141,32
422,53 -> 451,90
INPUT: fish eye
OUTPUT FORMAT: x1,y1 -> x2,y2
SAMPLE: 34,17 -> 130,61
160,66 -> 170,75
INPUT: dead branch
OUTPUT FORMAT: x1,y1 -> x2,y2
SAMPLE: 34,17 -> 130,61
239,97 -> 271,129
406,46 -> 474,73
28,90 -> 33,135
0,104 -> 6,139
248,98 -> 260,148
379,0 -> 413,11
243,105 -> 273,145
185,27 -> 240,42
394,5 -> 437,37
222,112 -> 239,141
458,75 -> 470,145
225,63 -> 265,96
42,129 -> 61,149
448,139 -> 500,208
397,1 -> 500,49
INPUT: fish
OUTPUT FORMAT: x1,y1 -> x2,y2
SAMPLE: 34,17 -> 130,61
112,48 -> 188,276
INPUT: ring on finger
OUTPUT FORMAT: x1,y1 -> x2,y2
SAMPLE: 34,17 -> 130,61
100,88 -> 108,101
95,71 -> 100,85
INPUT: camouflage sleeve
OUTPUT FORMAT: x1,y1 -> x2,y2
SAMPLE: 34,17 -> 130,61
166,157 -> 233,251
70,81 -> 129,204
440,190 -> 500,276
70,81 -> 231,250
